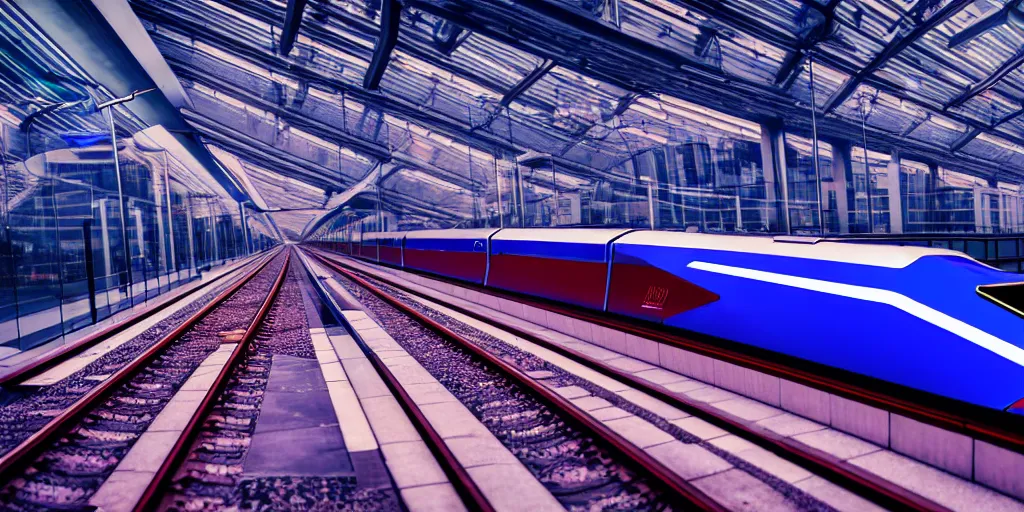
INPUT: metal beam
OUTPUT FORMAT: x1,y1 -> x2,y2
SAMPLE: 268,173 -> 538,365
774,51 -> 808,90
182,109 -> 349,191
17,0 -> 247,200
138,9 -> 519,155
945,50 -> 1024,110
432,20 -> 467,55
173,65 -> 483,191
218,0 -> 507,94
469,59 -> 556,131
559,92 -> 639,156
191,122 -> 456,224
993,108 -> 1024,128
951,128 -> 981,153
948,1 -> 1016,49
183,110 -> 469,220
364,0 -> 401,90
279,0 -> 308,56
172,64 -> 390,160
500,60 -> 555,108
90,0 -> 193,109
823,0 -> 973,114
900,115 -> 928,138
772,0 -> 841,88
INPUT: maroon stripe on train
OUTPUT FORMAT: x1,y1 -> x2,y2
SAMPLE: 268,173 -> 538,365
607,261 -> 719,322
404,248 -> 488,284
487,254 -> 609,310
379,246 -> 402,266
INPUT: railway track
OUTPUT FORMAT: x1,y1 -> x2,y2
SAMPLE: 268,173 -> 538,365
149,254 -> 399,511
308,249 -> 748,512
310,249 -> 954,512
0,250 -> 289,511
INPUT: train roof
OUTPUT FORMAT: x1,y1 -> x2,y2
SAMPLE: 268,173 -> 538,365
492,228 -> 633,244
614,231 -> 975,269
404,228 -> 500,240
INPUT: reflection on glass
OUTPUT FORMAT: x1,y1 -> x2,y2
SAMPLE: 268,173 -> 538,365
785,134 -> 833,234
850,146 -> 891,233
0,119 -> 259,353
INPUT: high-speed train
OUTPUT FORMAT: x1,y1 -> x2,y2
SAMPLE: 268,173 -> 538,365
312,228 -> 1024,413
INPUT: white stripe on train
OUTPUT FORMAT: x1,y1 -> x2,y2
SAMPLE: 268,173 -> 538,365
687,261 -> 1024,368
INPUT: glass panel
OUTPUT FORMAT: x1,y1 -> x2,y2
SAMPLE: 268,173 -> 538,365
521,164 -> 557,228
934,167 -> 984,233
784,134 -> 833,234
998,239 -> 1018,259
900,158 -> 934,234
967,240 -> 987,260
850,145 -> 891,234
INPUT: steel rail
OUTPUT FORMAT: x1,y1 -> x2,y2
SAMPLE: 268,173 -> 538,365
360,336 -> 496,512
309,248 -> 1024,455
0,250 -> 283,483
312,251 -> 950,512
0,250 -> 276,387
316,253 -> 728,512
133,250 -> 292,511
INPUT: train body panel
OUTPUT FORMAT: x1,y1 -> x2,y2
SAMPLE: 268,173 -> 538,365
365,232 -> 405,266
488,228 -> 631,310
404,229 -> 497,284
611,231 -> 1024,409
316,227 -> 1024,411
358,240 -> 377,260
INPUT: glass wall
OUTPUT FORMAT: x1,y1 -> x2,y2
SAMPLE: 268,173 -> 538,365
0,114 -> 262,352
849,146 -> 892,233
784,135 -> 834,234
308,93 -> 1024,247
0,7 -> 272,354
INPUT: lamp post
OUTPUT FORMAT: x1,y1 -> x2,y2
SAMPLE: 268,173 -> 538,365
859,95 -> 875,233
95,87 -> 157,303
808,52 -> 825,235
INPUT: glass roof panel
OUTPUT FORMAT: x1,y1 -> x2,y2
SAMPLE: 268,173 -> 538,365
962,132 -> 1024,167
994,65 -> 1024,103
787,63 -> 850,110
934,1 -> 1020,79
876,49 -> 974,107
513,66 -> 630,138
908,113 -> 969,147
953,90 -> 1021,126
844,88 -> 931,135
119,0 -> 1024,239
998,114 -> 1024,140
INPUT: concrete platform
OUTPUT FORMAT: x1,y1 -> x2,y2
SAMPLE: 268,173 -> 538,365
244,354 -> 352,477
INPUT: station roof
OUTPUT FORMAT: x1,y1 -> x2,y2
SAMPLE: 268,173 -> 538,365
5,0 -> 1024,238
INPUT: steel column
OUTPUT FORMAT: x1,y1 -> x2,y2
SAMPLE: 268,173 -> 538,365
107,107 -> 133,303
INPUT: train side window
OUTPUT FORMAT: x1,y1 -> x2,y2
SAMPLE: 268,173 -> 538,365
977,282 -> 1024,319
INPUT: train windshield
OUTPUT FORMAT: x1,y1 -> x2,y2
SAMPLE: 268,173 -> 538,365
977,282 -> 1024,319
